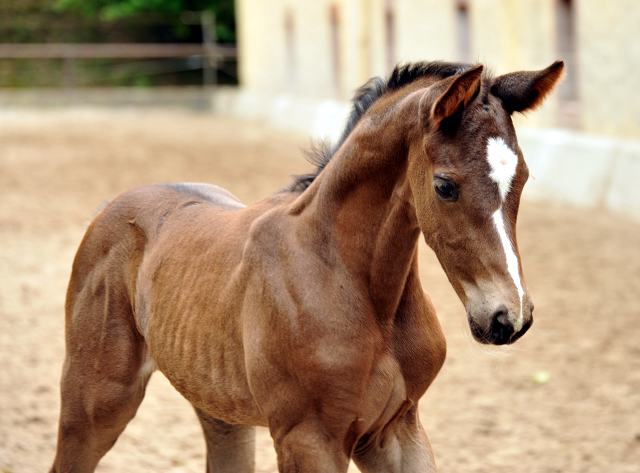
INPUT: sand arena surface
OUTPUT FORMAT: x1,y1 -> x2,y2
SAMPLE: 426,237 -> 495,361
0,108 -> 639,473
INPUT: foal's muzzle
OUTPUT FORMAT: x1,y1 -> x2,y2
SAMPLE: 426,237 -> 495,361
469,304 -> 534,345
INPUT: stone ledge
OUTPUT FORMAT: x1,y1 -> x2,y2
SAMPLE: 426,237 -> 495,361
517,128 -> 640,222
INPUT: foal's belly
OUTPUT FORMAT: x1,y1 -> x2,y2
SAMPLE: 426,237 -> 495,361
152,337 -> 267,426
135,223 -> 268,425
141,287 -> 268,426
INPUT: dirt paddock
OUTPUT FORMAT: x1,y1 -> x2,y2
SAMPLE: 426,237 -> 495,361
1,108 -> 639,473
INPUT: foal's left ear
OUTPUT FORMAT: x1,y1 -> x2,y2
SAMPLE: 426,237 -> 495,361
420,64 -> 484,132
490,60 -> 565,114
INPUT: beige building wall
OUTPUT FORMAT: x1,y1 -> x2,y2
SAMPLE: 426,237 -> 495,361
237,0 -> 355,98
577,0 -> 640,138
236,0 -> 640,139
469,0 -> 560,128
395,0 -> 457,64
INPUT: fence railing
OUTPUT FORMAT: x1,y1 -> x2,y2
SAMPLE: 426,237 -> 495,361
0,43 -> 237,87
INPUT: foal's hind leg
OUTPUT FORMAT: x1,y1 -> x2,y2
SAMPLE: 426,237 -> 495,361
194,408 -> 256,473
50,269 -> 153,472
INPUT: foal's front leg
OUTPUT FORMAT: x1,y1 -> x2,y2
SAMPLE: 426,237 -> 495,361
352,405 -> 437,473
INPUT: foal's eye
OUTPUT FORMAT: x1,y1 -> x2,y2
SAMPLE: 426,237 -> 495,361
434,177 -> 459,202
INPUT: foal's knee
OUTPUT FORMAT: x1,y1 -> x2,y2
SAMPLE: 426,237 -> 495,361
352,407 -> 437,473
273,422 -> 351,473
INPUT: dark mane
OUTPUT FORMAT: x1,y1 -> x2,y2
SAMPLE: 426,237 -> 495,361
288,61 -> 473,192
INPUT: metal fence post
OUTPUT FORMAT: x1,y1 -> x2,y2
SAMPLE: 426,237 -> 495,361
201,11 -> 217,88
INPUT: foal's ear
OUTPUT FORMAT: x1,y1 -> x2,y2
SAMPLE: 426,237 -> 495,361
490,60 -> 565,114
421,64 -> 484,132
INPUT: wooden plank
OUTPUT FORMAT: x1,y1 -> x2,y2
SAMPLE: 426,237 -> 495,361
0,43 -> 237,59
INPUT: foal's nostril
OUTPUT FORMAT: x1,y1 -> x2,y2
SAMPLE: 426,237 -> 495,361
495,310 -> 509,327
490,305 -> 514,345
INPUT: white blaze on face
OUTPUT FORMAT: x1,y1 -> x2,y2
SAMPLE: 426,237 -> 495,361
486,137 -> 524,328
487,137 -> 519,200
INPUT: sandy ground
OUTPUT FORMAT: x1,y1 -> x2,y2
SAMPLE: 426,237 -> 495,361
0,108 -> 639,473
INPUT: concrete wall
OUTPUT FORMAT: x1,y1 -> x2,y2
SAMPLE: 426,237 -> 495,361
577,0 -> 640,138
517,127 -> 640,221
236,0 -> 640,139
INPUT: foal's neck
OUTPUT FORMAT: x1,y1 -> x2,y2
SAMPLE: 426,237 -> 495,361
290,106 -> 422,319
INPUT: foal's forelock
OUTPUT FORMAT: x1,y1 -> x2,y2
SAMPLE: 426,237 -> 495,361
485,136 -> 525,329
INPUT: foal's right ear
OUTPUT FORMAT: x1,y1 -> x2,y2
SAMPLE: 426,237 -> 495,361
490,60 -> 565,114
420,64 -> 484,132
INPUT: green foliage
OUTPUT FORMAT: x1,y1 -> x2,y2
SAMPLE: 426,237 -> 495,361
52,0 -> 236,42
0,0 -> 238,86
53,0 -> 183,20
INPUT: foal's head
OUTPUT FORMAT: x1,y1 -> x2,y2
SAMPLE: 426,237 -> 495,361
406,61 -> 564,345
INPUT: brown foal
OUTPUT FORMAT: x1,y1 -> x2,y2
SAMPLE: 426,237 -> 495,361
50,60 -> 564,472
